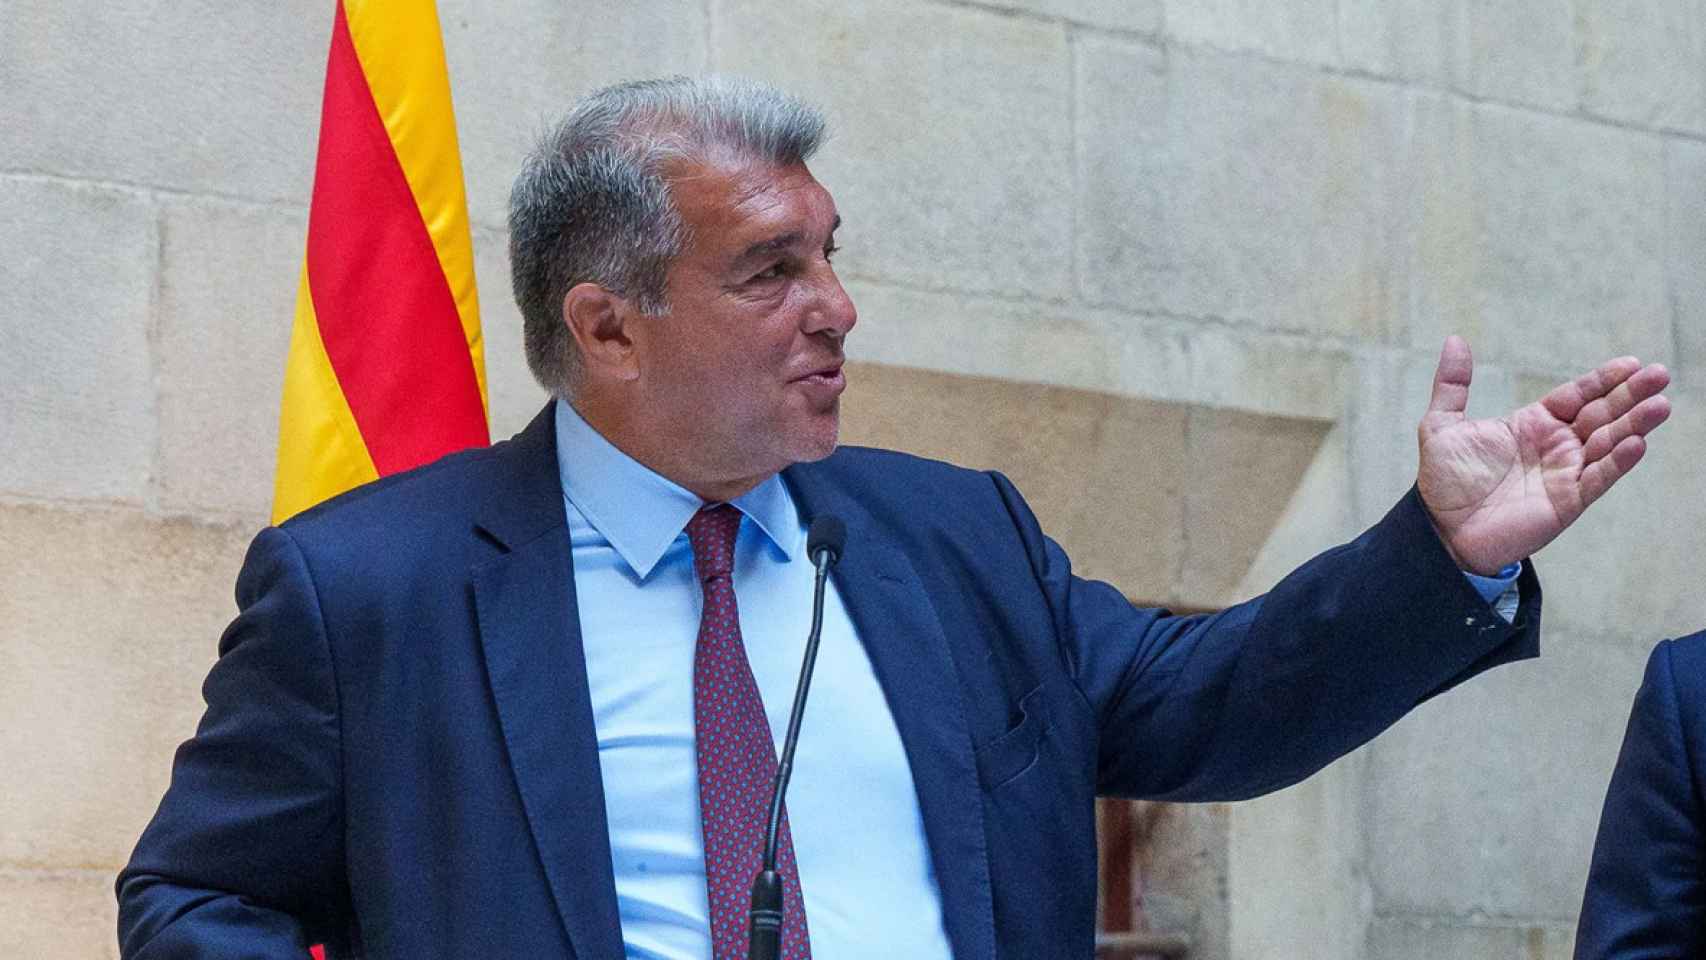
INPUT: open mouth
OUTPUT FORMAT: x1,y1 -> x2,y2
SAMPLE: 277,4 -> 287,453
792,361 -> 845,385
791,365 -> 847,397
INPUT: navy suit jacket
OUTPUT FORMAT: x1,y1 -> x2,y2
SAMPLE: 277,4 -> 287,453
119,403 -> 1540,959
1577,631 -> 1706,959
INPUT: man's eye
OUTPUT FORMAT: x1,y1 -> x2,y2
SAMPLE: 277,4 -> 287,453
753,263 -> 786,281
823,243 -> 840,262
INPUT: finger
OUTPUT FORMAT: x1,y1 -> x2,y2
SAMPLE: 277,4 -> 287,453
1579,435 -> 1648,509
1570,363 -> 1672,442
1540,355 -> 1641,422
1426,335 -> 1473,417
1582,394 -> 1673,464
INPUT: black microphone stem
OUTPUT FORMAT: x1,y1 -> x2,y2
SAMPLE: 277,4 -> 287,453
750,518 -> 842,960
762,557 -> 831,869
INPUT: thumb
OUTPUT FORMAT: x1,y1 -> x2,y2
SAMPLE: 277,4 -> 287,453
1426,335 -> 1473,418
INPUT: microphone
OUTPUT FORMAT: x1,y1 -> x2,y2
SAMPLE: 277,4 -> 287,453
749,516 -> 846,960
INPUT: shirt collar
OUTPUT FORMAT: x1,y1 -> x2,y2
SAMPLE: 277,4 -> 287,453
553,398 -> 799,578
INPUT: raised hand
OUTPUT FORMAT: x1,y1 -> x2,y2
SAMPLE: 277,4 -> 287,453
1416,336 -> 1671,575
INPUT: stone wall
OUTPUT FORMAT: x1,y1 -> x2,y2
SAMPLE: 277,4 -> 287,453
4,1 -> 1703,956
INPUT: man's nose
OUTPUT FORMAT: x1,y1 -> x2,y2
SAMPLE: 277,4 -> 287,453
802,263 -> 857,341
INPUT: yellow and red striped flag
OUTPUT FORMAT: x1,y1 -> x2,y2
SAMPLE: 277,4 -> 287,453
273,0 -> 489,524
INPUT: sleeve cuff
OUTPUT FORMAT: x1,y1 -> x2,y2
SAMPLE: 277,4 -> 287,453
1464,563 -> 1522,622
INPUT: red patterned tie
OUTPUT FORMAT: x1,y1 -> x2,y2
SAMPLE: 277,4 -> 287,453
686,505 -> 812,960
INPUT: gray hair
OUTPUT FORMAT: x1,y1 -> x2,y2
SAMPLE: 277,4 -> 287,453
508,76 -> 828,398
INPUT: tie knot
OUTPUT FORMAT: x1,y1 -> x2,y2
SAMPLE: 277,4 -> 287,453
686,504 -> 742,582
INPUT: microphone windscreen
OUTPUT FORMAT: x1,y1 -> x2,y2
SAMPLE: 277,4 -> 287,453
806,516 -> 847,565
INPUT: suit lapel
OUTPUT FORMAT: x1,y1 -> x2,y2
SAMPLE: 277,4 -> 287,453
471,404 -> 624,960
785,462 -> 998,960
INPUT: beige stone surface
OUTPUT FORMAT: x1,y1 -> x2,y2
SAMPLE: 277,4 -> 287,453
0,504 -> 252,869
1228,424 -> 1356,604
1166,0 -> 1341,67
1578,0 -> 1706,135
1365,630 -> 1653,919
1337,0 -> 1464,84
439,0 -> 710,230
1228,754 -> 1367,960
0,1 -> 325,203
1462,0 -> 1577,112
844,279 -> 1353,422
1186,327 -> 1349,423
1132,802 -> 1230,959
1367,916 -> 1575,959
155,198 -> 304,522
0,869 -> 120,959
838,362 -> 1187,602
715,0 -> 1074,301
1667,139 -> 1706,380
841,279 -> 1184,401
992,0 -> 1160,33
1399,96 -> 1671,371
1180,407 -> 1331,605
0,176 -> 157,505
838,363 -> 1326,608
1076,40 -> 1402,339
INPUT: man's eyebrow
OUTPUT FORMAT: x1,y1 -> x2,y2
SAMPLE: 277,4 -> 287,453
734,216 -> 842,264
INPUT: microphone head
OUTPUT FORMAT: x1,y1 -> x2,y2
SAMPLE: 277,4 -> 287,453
806,516 -> 846,566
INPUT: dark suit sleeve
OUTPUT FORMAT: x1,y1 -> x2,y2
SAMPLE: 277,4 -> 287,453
116,526 -> 348,959
992,475 -> 1541,802
1576,638 -> 1706,960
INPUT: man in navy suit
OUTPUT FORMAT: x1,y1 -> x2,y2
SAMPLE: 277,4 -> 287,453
1576,631 -> 1706,958
118,77 -> 1673,958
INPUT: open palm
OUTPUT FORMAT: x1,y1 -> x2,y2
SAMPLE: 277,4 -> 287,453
1416,337 -> 1672,575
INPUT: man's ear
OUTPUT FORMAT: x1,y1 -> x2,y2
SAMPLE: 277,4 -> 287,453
563,282 -> 641,384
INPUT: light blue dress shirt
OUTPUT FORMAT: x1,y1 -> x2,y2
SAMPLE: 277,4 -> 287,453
554,399 -> 954,960
553,399 -> 1520,958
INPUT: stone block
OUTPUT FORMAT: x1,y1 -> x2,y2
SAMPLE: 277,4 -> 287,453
838,358 -> 1333,608
988,0 -> 1160,33
472,227 -> 551,440
837,363 -> 1188,603
1341,0 -> 1576,110
1462,0 -> 1577,111
1180,407 -> 1333,606
1365,630 -> 1653,919
1228,754 -> 1367,960
155,199 -> 304,521
1122,801 -> 1229,959
844,279 -> 1352,421
1076,40 -> 1401,339
0,869 -> 119,959
1367,917 -> 1574,960
1578,0 -> 1706,135
1667,140 -> 1706,379
1337,0 -> 1464,84
0,504 -> 253,869
1165,0 -> 1340,68
1185,328 -> 1349,421
438,0 -> 709,230
0,177 -> 156,504
1226,423 -> 1355,604
0,1 -> 324,203
1527,383 -> 1706,644
1399,96 -> 1671,372
840,280 -> 1184,400
715,0 -> 1074,301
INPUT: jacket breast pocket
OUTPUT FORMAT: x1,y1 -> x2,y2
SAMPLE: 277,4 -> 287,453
974,682 -> 1052,790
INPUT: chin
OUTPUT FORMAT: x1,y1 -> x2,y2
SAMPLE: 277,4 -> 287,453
783,418 -> 840,464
